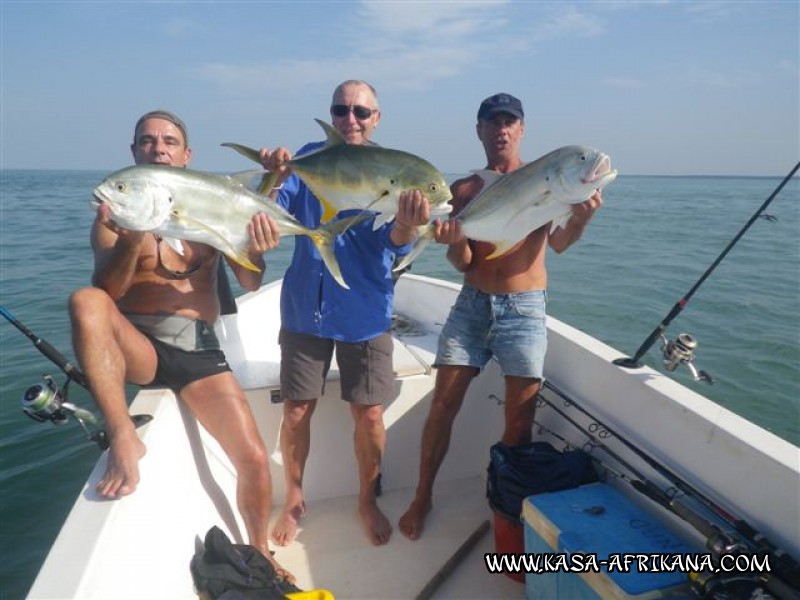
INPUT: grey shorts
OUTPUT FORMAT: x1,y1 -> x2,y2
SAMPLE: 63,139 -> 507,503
126,314 -> 231,392
279,329 -> 394,406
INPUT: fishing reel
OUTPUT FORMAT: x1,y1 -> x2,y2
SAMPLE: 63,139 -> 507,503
21,373 -> 111,449
660,333 -> 714,384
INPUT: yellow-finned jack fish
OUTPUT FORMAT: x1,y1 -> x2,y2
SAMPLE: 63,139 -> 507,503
93,164 -> 367,289
394,145 -> 618,272
222,119 -> 453,229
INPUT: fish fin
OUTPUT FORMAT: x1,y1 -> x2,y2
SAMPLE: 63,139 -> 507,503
257,171 -> 279,195
172,213 -> 261,273
372,211 -> 394,230
470,169 -> 504,189
221,142 -> 263,165
222,249 -> 261,272
484,241 -> 515,260
550,210 -> 572,233
161,236 -> 185,256
314,194 -> 340,223
393,224 -> 434,272
229,169 -> 277,196
305,213 -> 372,288
326,212 -> 373,235
314,119 -> 346,146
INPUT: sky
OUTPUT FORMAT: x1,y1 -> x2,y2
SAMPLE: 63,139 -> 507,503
0,1 -> 797,177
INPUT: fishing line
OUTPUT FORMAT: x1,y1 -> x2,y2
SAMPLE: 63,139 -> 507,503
614,160 -> 800,369
539,379 -> 800,595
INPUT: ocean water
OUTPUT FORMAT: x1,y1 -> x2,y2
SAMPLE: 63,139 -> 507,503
0,170 -> 798,598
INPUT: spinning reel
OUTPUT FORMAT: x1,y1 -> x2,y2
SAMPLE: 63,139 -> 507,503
21,373 -> 110,449
20,372 -> 151,450
660,332 -> 714,384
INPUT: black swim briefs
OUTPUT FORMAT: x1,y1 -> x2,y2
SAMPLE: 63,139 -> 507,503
126,314 -> 232,393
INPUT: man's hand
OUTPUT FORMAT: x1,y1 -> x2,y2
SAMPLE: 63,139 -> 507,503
248,213 -> 281,254
433,219 -> 465,245
391,190 -> 430,246
258,147 -> 293,193
570,190 -> 603,226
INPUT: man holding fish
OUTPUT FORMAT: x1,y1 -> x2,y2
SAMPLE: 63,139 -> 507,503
258,80 -> 438,547
69,111 -> 292,578
399,93 -> 607,540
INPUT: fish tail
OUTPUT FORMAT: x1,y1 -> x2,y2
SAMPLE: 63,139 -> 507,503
221,142 -> 263,164
393,223 -> 435,272
305,214 -> 370,289
307,228 -> 348,289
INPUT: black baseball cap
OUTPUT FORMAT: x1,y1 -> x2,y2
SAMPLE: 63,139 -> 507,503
477,93 -> 524,121
134,110 -> 189,145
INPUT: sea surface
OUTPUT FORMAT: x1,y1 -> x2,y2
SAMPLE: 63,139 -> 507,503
1,170 -> 798,598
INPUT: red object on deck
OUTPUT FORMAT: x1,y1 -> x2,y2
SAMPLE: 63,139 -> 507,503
493,511 -> 525,584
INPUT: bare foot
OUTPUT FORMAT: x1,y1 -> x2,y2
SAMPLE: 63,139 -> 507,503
96,431 -> 146,498
398,497 -> 432,540
359,501 -> 392,546
255,545 -> 297,586
271,502 -> 305,547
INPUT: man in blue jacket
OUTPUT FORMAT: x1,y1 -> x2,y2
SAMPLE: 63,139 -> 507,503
260,80 -> 433,546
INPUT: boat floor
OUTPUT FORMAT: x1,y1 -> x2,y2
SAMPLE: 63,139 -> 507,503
271,475 -> 523,599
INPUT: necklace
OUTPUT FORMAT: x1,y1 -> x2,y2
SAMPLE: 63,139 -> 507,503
154,235 -> 202,280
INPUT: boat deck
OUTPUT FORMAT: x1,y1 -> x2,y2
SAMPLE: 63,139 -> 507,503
273,475 -> 523,599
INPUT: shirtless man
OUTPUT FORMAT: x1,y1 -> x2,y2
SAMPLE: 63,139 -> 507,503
399,93 -> 603,540
69,110 -> 289,572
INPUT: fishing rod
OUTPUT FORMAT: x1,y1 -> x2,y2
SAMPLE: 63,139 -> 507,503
0,305 -> 88,388
614,160 -> 800,372
539,380 -> 800,597
1,305 -> 150,450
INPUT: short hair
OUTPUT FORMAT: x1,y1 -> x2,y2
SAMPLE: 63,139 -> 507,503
332,80 -> 379,109
133,110 -> 189,145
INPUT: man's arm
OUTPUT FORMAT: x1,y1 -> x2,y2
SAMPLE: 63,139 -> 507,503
548,191 -> 603,254
437,176 -> 479,272
91,204 -> 145,300
227,213 -> 280,292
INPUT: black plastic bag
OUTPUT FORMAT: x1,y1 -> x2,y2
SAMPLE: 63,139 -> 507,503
487,441 -> 598,520
190,526 -> 301,600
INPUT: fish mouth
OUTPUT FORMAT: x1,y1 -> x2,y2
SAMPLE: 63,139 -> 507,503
581,153 -> 617,186
92,190 -> 109,207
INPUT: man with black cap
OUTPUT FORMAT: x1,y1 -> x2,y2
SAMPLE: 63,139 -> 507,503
399,93 -> 603,540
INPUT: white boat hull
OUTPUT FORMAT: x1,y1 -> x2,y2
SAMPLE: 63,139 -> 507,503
27,275 -> 799,599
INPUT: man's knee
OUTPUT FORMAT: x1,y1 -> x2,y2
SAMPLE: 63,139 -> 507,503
352,403 -> 384,429
282,399 -> 315,428
69,287 -> 113,323
236,436 -> 270,474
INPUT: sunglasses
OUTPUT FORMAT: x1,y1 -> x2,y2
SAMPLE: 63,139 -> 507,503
330,104 -> 376,120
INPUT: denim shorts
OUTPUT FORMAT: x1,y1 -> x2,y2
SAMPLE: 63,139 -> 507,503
435,286 -> 547,378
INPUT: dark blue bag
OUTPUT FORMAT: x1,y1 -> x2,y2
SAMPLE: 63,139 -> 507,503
487,441 -> 598,520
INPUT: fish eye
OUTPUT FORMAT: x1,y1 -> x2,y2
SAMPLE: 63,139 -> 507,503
429,183 -> 438,192
580,155 -> 587,161
115,182 -> 126,192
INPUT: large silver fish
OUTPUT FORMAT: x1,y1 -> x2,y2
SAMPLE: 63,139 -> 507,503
394,145 -> 618,271
93,164 -> 366,289
223,119 -> 453,229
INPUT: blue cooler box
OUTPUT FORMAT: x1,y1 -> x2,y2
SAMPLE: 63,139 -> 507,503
522,482 -> 695,599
